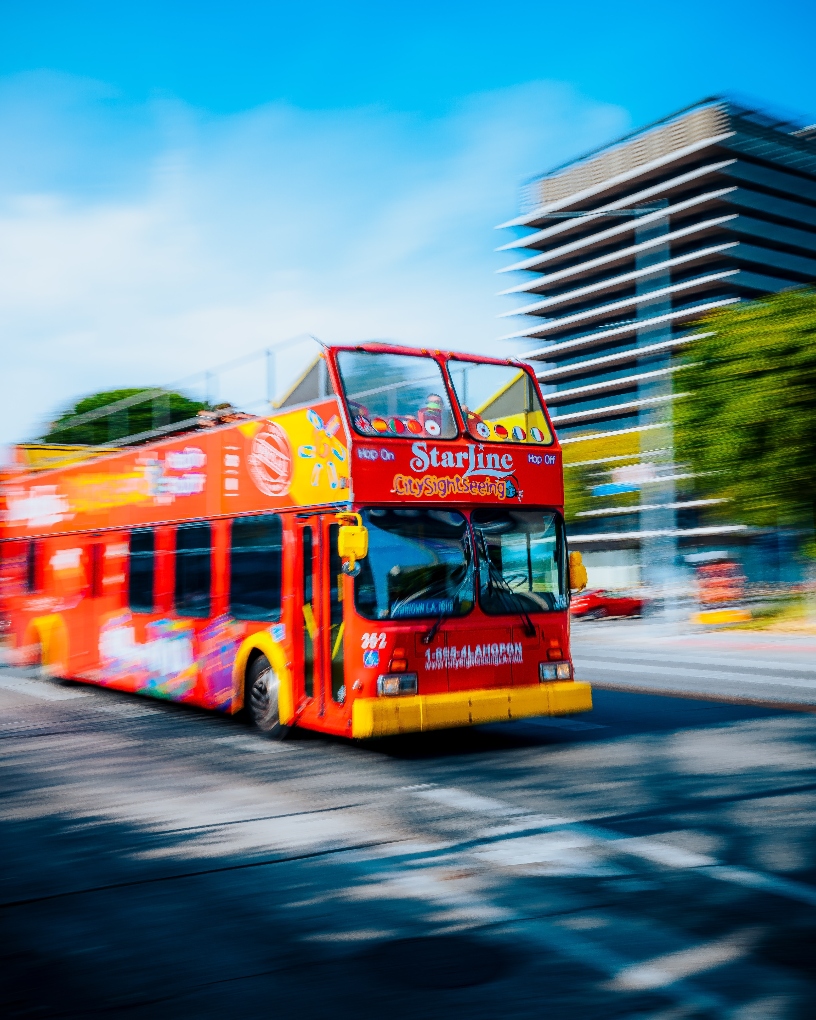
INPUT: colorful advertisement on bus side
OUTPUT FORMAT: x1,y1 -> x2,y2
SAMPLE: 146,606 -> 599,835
97,611 -> 244,709
2,399 -> 350,536
2,397 -> 563,537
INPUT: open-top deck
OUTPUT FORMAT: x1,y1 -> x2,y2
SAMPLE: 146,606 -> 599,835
2,344 -> 563,538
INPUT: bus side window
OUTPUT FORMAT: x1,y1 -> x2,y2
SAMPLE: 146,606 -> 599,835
90,542 -> 104,599
175,522 -> 212,618
0,541 -> 23,597
25,540 -> 41,593
129,529 -> 155,613
229,515 -> 282,620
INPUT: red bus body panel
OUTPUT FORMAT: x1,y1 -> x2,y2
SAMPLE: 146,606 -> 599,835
0,345 -> 590,736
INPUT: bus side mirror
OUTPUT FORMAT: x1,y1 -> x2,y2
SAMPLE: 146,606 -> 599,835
336,513 -> 368,576
569,551 -> 588,593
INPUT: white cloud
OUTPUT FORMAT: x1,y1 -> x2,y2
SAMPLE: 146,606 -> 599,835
0,72 -> 627,444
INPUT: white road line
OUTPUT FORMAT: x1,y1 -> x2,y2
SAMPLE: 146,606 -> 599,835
412,786 -> 816,908
703,864 -> 816,908
0,676 -> 88,701
415,787 -> 527,816
88,701 -> 162,718
609,837 -> 716,869
304,928 -> 397,942
473,832 -> 624,876
0,674 -> 168,716
214,735 -> 291,754
574,648 -> 816,675
0,720 -> 55,732
573,658 -> 816,690
609,929 -> 760,991
504,917 -> 724,1015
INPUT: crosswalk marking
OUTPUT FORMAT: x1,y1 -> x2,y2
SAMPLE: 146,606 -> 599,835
573,657 -> 816,691
577,648 -> 816,674
610,929 -> 759,990
409,785 -> 816,908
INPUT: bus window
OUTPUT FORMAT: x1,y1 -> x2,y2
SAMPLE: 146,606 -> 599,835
328,523 -> 345,703
354,508 -> 473,621
471,510 -> 566,614
25,540 -> 41,593
229,515 -> 282,621
336,349 -> 458,439
302,526 -> 314,699
448,360 -> 552,445
129,529 -> 155,613
175,523 -> 212,618
90,542 -> 104,599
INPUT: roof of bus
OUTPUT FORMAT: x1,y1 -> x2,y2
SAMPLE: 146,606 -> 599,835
326,341 -> 529,367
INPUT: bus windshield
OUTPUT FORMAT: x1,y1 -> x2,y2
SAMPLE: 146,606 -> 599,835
471,509 -> 567,614
447,360 -> 552,445
336,350 -> 457,439
354,507 -> 474,620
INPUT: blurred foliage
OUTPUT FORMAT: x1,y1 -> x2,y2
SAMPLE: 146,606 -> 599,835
43,389 -> 208,446
601,489 -> 640,509
675,288 -> 816,537
726,594 -> 814,632
561,430 -> 639,465
563,464 -> 592,523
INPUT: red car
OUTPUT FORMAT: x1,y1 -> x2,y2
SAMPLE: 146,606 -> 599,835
570,589 -> 644,620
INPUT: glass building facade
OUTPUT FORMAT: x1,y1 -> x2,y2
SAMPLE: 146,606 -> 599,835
497,98 -> 816,592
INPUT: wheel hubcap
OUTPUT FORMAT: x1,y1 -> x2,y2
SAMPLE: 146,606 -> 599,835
249,666 -> 278,726
250,669 -> 270,718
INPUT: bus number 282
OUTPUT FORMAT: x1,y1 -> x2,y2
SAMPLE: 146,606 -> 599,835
361,633 -> 388,650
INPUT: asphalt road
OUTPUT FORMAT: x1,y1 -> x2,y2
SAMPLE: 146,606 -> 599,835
2,654 -> 816,1020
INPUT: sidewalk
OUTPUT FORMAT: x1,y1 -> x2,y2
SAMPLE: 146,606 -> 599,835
571,618 -> 816,707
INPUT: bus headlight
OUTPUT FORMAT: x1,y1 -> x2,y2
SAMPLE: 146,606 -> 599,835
539,661 -> 572,681
377,673 -> 418,696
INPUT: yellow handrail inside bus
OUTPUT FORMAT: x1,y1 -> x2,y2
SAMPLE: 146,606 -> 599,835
331,622 -> 345,661
302,603 -> 316,640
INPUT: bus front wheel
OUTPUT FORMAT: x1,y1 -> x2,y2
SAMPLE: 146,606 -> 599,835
245,655 -> 289,738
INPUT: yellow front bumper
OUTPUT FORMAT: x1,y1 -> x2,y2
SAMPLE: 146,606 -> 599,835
351,681 -> 592,739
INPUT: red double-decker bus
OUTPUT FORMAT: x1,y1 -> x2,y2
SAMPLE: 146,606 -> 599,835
0,344 -> 591,738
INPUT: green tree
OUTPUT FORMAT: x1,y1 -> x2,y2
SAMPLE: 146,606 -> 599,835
42,389 -> 208,446
674,287 -> 816,534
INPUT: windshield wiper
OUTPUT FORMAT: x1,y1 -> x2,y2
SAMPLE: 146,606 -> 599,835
421,613 -> 446,645
478,537 -> 535,637
488,567 -> 536,637
419,566 -> 473,645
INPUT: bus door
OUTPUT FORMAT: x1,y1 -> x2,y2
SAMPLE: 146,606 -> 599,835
294,517 -> 348,726
320,516 -> 347,723
295,520 -> 320,713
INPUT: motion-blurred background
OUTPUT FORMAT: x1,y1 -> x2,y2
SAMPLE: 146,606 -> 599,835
2,1 -> 815,625
4,9 -> 816,1020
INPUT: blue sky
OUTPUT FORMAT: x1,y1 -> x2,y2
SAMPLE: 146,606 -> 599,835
1,0 -> 814,445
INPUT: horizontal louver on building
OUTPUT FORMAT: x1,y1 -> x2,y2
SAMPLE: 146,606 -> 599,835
497,97 -> 816,566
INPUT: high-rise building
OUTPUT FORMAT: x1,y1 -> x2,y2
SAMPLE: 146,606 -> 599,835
497,97 -> 816,593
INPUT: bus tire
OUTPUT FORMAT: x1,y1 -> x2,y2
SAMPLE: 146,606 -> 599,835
29,640 -> 45,681
245,654 -> 289,738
